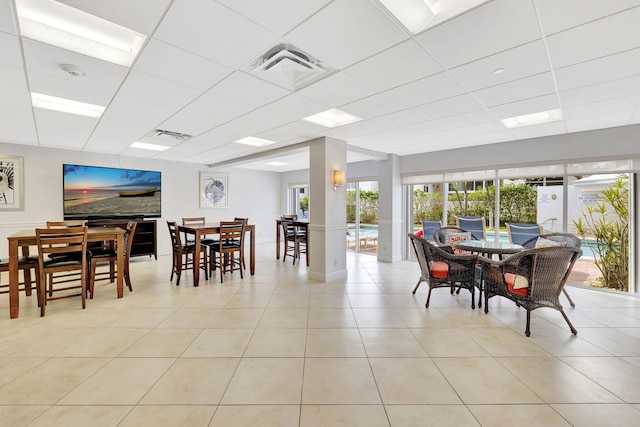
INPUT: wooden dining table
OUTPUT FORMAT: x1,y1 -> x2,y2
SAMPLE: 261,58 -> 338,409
178,222 -> 256,286
6,226 -> 125,319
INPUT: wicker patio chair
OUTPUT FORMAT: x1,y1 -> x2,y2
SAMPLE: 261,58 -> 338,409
479,245 -> 582,336
408,233 -> 478,309
521,232 -> 582,308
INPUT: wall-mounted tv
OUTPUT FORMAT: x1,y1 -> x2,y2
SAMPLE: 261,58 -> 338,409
63,164 -> 161,220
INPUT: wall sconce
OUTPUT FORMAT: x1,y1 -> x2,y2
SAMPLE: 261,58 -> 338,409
333,170 -> 345,191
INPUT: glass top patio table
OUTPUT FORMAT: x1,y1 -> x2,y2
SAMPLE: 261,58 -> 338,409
453,239 -> 523,255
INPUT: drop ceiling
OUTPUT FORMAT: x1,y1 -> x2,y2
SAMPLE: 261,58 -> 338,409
1,0 -> 639,172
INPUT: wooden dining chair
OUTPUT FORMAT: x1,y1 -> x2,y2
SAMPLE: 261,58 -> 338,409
35,225 -> 89,317
167,221 -> 208,286
281,217 -> 307,265
234,217 -> 249,269
209,223 -> 244,283
88,221 -> 137,298
0,255 -> 41,299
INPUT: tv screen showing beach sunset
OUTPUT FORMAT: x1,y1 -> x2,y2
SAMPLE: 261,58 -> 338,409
63,164 -> 161,219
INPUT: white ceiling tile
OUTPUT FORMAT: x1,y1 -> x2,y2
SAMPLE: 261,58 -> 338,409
22,39 -> 129,95
33,109 -> 98,149
436,109 -> 496,129
0,105 -> 37,145
473,73 -> 556,107
340,93 -> 408,120
154,0 -> 280,68
255,121 -> 326,143
545,6 -> 640,68
414,94 -> 484,120
0,0 -> 16,34
27,71 -> 115,106
563,96 -> 640,120
216,0 -> 332,36
210,71 -> 290,107
534,0 -> 640,35
450,40 -> 550,91
344,40 -> 443,92
258,93 -> 330,123
489,94 -> 560,120
297,71 -> 378,107
416,0 -> 541,68
58,0 -> 172,35
324,109 -> 428,141
0,32 -> 22,68
119,71 -> 201,108
160,92 -> 255,136
464,130 -> 516,145
348,120 -> 445,147
560,75 -> 640,107
286,0 -> 409,69
86,93 -> 178,153
134,38 -> 233,91
1,64 -> 31,108
565,111 -> 635,133
554,48 -> 640,92
383,72 -> 468,109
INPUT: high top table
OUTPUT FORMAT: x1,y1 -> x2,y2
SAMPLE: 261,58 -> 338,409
7,226 -> 125,319
178,222 -> 256,286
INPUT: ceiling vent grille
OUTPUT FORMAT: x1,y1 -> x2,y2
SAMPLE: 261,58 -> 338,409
245,43 -> 331,90
147,129 -> 192,141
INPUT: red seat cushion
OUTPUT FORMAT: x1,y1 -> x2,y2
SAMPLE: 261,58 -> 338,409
505,273 -> 529,296
430,261 -> 449,279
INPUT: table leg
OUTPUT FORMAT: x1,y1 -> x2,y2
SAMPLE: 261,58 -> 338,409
116,233 -> 124,298
305,224 -> 309,267
9,239 -> 19,318
276,221 -> 281,259
251,226 -> 255,275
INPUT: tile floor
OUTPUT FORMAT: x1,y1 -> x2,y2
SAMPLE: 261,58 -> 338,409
1,243 -> 640,426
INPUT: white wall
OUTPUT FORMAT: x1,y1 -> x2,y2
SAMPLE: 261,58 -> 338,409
0,142 -> 281,258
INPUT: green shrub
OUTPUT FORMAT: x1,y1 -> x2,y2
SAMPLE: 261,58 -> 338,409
573,175 -> 629,291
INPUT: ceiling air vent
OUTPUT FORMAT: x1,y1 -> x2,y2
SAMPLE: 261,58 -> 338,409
147,129 -> 193,141
245,43 -> 332,90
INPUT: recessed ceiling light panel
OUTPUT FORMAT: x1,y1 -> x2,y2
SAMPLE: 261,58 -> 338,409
501,109 -> 563,129
234,137 -> 277,147
130,141 -> 170,151
31,92 -> 105,118
16,0 -> 146,67
303,109 -> 362,128
265,161 -> 288,166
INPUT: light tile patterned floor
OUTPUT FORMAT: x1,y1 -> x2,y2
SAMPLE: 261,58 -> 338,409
1,243 -> 640,426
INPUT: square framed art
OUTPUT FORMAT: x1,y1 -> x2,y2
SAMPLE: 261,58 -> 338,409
0,155 -> 24,210
200,172 -> 229,208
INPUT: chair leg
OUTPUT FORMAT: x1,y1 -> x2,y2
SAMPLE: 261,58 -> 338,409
425,288 -> 433,308
560,308 -> 578,335
562,288 -> 576,308
525,310 -> 531,337
412,278 -> 422,294
89,261 -> 96,299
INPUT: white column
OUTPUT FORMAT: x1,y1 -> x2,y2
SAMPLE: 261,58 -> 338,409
308,137 -> 348,281
377,154 -> 402,262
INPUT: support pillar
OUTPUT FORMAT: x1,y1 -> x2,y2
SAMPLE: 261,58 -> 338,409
308,137 -> 348,281
377,154 -> 402,262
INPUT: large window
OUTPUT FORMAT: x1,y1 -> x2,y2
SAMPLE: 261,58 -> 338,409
404,161 -> 636,293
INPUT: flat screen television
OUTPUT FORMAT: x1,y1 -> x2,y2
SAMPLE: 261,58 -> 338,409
63,164 -> 161,220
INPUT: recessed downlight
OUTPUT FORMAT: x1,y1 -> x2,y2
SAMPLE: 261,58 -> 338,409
493,67 -> 505,75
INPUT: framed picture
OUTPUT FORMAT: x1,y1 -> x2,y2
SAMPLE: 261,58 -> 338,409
0,155 -> 24,211
200,172 -> 229,208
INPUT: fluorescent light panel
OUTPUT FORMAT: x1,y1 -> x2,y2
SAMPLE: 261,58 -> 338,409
130,141 -> 170,151
234,136 -> 277,147
501,109 -> 563,129
303,109 -> 362,128
31,92 -> 105,118
377,0 -> 490,35
16,0 -> 146,67
265,161 -> 288,166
